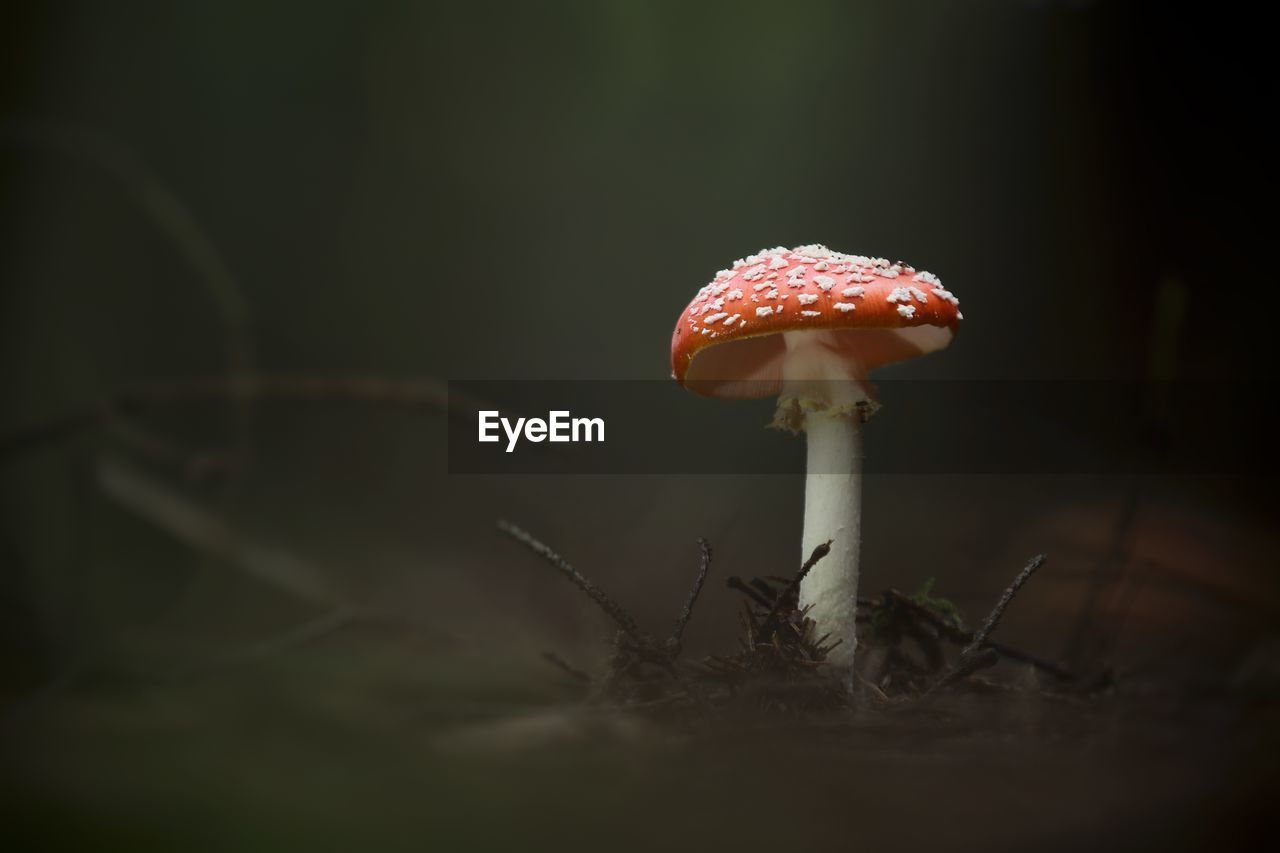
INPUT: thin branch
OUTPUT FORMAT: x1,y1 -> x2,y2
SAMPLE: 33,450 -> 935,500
759,541 -> 831,635
541,652 -> 594,684
961,554 -> 1048,658
926,648 -> 1000,694
877,584 -> 1074,681
923,554 -> 1049,697
497,520 -> 644,642
96,456 -> 341,605
670,538 -> 712,649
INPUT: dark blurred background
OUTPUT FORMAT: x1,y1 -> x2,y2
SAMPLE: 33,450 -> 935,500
2,2 -> 1277,851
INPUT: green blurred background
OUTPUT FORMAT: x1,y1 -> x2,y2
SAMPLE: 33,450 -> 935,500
2,1 -> 1276,850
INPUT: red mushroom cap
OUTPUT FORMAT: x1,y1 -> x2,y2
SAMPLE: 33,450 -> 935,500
671,244 -> 962,398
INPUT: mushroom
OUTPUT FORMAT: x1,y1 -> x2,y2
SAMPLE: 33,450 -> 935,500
670,245 -> 961,670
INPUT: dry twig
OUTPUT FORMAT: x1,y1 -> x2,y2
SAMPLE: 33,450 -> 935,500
924,554 -> 1049,696
542,652 -> 594,685
962,554 -> 1048,658
758,541 -> 831,637
497,520 -> 644,642
669,538 -> 712,653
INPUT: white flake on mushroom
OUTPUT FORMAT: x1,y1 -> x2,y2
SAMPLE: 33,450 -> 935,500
841,286 -> 865,298
704,312 -> 729,324
814,275 -> 835,291
724,313 -> 740,325
896,304 -> 916,319
885,287 -> 912,304
800,310 -> 821,317
908,287 -> 929,304
755,306 -> 774,317
932,286 -> 960,306
833,302 -> 857,312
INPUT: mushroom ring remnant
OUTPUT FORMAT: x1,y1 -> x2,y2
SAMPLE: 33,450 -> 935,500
669,244 -> 962,669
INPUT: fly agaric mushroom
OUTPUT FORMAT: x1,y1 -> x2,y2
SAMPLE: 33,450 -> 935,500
670,244 -> 961,669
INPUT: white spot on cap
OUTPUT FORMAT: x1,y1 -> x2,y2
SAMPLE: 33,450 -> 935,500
796,293 -> 819,305
932,286 -> 960,306
833,302 -> 857,312
724,313 -> 740,325
841,286 -> 865,298
768,255 -> 789,270
704,312 -> 728,324
909,287 -> 929,304
897,304 -> 916,319
886,287 -> 912,304
800,310 -> 821,317
814,275 -> 835,291
755,306 -> 774,317
727,289 -> 743,301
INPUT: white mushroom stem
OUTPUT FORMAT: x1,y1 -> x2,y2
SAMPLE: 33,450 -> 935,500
777,330 -> 870,670
798,408 -> 862,668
